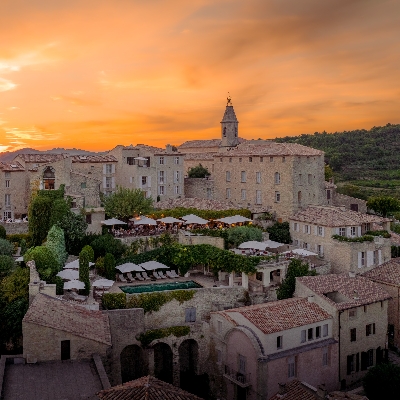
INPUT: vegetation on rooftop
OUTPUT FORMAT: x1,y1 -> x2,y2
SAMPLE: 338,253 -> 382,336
187,164 -> 210,178
332,234 -> 374,243
137,326 -> 191,347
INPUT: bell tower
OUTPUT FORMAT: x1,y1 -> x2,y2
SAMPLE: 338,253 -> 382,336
220,94 -> 239,147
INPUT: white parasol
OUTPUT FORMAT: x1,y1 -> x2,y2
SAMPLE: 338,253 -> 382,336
63,280 -> 85,290
57,269 -> 79,280
116,263 -> 144,273
139,261 -> 170,270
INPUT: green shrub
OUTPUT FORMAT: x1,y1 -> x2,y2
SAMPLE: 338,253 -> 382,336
24,246 -> 59,282
187,164 -> 210,178
6,233 -> 32,247
137,326 -> 190,347
363,362 -> 400,400
20,239 -> 28,256
332,234 -> 374,242
95,256 -> 105,276
104,253 -> 116,280
0,225 -> 6,239
102,293 -> 127,310
266,222 -> 291,244
226,226 -> 263,248
49,198 -> 70,228
79,246 -> 92,295
90,234 -> 126,260
29,196 -> 53,246
0,255 -> 15,278
0,238 -> 14,256
45,225 -> 67,269
55,212 -> 88,255
0,266 -> 30,303
365,230 -> 391,238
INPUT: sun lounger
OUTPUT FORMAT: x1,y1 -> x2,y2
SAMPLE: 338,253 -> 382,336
136,273 -> 145,281
141,272 -> 151,280
158,271 -> 167,279
153,271 -> 161,280
165,270 -> 174,278
119,273 -> 128,283
170,270 -> 180,278
126,272 -> 135,282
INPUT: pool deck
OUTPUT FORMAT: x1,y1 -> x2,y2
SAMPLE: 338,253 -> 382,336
109,273 -> 220,294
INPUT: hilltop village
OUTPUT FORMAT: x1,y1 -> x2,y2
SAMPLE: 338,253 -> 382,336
1,99 -> 399,400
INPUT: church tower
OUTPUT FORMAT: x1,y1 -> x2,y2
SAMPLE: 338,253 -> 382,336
220,94 -> 239,147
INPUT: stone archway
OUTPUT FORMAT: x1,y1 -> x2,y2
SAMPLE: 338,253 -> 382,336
179,339 -> 199,393
120,345 -> 147,383
153,342 -> 173,384
43,166 -> 55,190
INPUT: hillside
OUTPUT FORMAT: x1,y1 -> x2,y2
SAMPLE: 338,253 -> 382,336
275,123 -> 400,181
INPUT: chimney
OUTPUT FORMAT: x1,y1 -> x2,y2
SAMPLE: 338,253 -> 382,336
308,295 -> 315,303
316,384 -> 327,399
278,383 -> 287,395
166,144 -> 172,153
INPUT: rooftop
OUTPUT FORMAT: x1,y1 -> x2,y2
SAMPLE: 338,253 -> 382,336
15,153 -> 69,163
215,297 -> 331,334
297,273 -> 391,310
97,375 -> 204,400
121,144 -> 164,153
71,154 -> 117,163
269,380 -> 318,400
290,205 -> 389,227
23,293 -> 111,345
363,258 -> 400,286
183,152 -> 215,161
0,161 -> 25,172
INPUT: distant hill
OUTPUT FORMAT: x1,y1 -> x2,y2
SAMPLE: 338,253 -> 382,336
275,123 -> 400,181
0,147 -> 100,163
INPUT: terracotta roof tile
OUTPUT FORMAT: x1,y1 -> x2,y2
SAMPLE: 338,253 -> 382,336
121,144 -> 164,153
183,152 -> 215,161
16,153 -> 69,163
216,298 -> 331,334
269,380 -> 317,400
97,376 -> 204,399
363,258 -> 400,286
72,155 -> 117,163
0,161 -> 25,171
23,293 -> 111,345
298,273 -> 391,310
290,206 -> 389,227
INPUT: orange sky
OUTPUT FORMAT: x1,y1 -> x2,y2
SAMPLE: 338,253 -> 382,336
0,0 -> 400,152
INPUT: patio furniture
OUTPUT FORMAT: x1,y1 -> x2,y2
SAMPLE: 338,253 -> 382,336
170,270 -> 180,278
153,271 -> 162,280
141,272 -> 151,280
158,271 -> 167,279
136,273 -> 145,281
165,270 -> 174,278
119,273 -> 128,283
126,272 -> 135,282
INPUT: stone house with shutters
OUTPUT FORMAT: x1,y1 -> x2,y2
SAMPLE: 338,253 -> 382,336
295,273 -> 391,388
289,206 -> 392,274
210,297 -> 338,400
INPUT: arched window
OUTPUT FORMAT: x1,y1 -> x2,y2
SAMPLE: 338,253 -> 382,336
274,172 -> 280,184
223,127 -> 226,137
298,191 -> 302,204
43,166 -> 55,190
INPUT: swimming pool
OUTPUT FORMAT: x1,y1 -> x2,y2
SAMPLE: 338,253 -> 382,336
120,280 -> 202,294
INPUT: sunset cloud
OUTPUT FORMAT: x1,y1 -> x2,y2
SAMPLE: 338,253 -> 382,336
0,0 -> 399,151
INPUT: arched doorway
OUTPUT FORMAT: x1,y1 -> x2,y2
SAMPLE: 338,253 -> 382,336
153,342 -> 173,384
43,166 -> 55,190
179,339 -> 199,392
120,345 -> 147,383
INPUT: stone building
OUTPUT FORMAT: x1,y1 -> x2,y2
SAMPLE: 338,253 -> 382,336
210,297 -> 339,400
295,273 -> 391,388
325,180 -> 367,213
363,258 -> 400,350
289,206 -> 391,274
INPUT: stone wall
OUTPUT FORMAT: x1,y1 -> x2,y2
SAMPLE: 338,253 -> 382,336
184,178 -> 215,200
178,231 -> 225,249
334,193 -> 367,213
1,222 -> 28,235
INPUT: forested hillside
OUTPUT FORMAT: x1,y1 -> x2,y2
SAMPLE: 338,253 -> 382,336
275,123 -> 400,181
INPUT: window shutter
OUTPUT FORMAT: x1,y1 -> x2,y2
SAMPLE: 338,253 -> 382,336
378,250 -> 382,265
191,308 -> 196,322
148,176 -> 151,187
111,177 -> 115,189
129,177 -> 133,183
314,226 -> 318,235
103,164 -> 106,174
357,226 -> 362,236
112,164 -> 115,173
103,176 -> 106,189
358,252 -> 362,268
347,356 -> 352,375
321,227 -> 324,237
367,251 -> 373,267
361,352 -> 367,371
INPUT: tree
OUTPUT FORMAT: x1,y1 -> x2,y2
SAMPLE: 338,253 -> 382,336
0,225 -> 6,239
0,238 -> 14,256
104,253 -> 116,280
102,186 -> 153,221
276,259 -> 316,300
79,246 -> 92,295
28,195 -> 53,246
56,211 -> 88,255
49,198 -> 71,228
226,226 -> 263,248
367,196 -> 400,217
0,266 -> 29,303
90,234 -> 126,260
363,362 -> 400,400
24,246 -> 59,282
266,222 -> 291,244
187,164 -> 210,178
0,255 -> 15,278
45,225 -> 67,269
324,164 -> 334,181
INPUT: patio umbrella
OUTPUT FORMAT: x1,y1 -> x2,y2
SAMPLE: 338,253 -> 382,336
57,269 -> 79,280
157,217 -> 182,224
15,256 -> 24,262
64,259 -> 95,269
233,215 -> 252,223
238,241 -> 268,250
64,280 -> 85,290
292,248 -> 318,257
182,214 -> 209,225
101,218 -> 127,226
116,263 -> 144,273
92,278 -> 115,288
215,216 -> 235,224
139,261 -> 170,270
131,216 -> 157,225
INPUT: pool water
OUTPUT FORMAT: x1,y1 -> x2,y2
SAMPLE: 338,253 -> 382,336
120,280 -> 202,294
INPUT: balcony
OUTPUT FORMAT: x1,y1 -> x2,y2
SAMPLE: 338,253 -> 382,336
223,365 -> 251,387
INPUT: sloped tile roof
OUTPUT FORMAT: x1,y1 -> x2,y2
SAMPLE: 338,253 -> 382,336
179,139 -> 222,148
363,258 -> 400,286
298,273 -> 391,311
183,152 -> 215,161
15,153 -> 69,163
23,293 -> 111,345
122,144 -> 163,153
215,298 -> 331,334
97,376 -> 204,399
290,206 -> 389,227
269,380 -> 317,400
72,155 -> 117,163
0,161 -> 25,171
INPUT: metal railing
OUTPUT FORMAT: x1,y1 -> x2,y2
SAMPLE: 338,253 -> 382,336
223,365 -> 251,387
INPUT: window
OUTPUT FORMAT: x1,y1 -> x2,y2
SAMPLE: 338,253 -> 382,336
347,354 -> 355,375
317,245 -> 324,257
81,182 -> 86,189
241,171 -> 246,182
288,356 -> 295,378
174,185 -> 180,195
294,239 -> 299,246
367,349 -> 374,368
158,171 -> 165,184
141,176 -> 147,186
127,157 -> 135,165
174,156 -> 180,165
339,227 -> 346,236
349,309 -> 356,318
239,158 -> 242,163
350,328 -> 357,342
323,324 -> 328,337
373,250 -> 378,265
316,326 -> 321,339
159,156 -> 164,165
4,172 -> 10,178
308,174 -> 312,184
105,177 -> 112,189
282,156 -> 286,162
366,323 -> 376,336
270,156 -> 273,162
226,171 -> 231,182
256,172 -> 261,183
241,189 -> 246,200
303,242 -> 309,250
277,335 -> 283,349
220,158 -> 223,162
298,174 -> 302,185
5,180 -> 9,188
361,251 -> 366,267
256,190 -> 262,205
260,157 -> 263,162
350,226 -> 356,236
185,307 -> 196,322
301,330 -> 306,343
238,354 -> 246,374
322,347 -> 328,366
305,225 -> 310,234
326,189 -> 331,200
105,164 -> 112,174
317,226 -> 324,236
158,185 -> 165,195
308,328 -> 313,341
229,158 -> 232,163
86,214 -> 92,224
226,188 -> 231,199
274,172 -> 280,184
249,157 -> 252,162
3,211 -> 12,220
275,191 -> 280,202
174,171 -> 180,183
217,320 -> 222,333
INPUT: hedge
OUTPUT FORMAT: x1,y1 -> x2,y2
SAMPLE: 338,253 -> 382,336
102,293 -> 127,310
149,207 -> 252,220
332,234 -> 374,242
